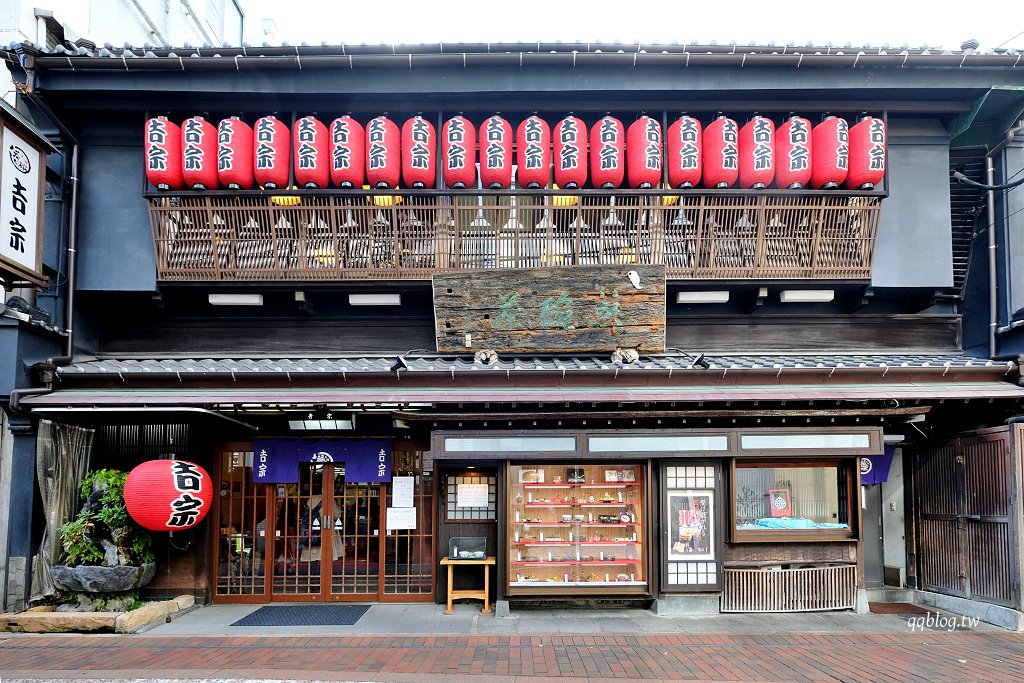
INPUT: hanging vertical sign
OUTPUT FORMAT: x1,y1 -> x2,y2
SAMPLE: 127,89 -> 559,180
293,116 -> 329,189
626,115 -> 662,189
774,115 -> 812,189
330,115 -> 365,189
145,117 -> 184,191
738,116 -> 775,189
365,115 -> 401,189
0,107 -> 50,287
217,117 -> 254,190
402,115 -> 437,188
846,116 -> 886,190
516,115 -> 551,189
554,115 -> 587,189
253,115 -> 291,189
702,115 -> 739,188
180,116 -> 219,190
479,115 -> 513,189
441,115 -> 476,189
810,116 -> 849,189
590,115 -> 625,189
667,115 -> 702,189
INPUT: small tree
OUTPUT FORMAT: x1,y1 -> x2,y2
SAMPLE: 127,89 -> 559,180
60,469 -> 154,567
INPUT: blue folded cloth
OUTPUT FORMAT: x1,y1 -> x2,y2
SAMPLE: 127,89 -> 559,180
737,517 -> 848,530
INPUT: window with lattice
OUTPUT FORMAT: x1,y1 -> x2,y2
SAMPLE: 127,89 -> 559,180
445,473 -> 496,521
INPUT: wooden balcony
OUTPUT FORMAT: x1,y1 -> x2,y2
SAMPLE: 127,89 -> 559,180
147,191 -> 882,282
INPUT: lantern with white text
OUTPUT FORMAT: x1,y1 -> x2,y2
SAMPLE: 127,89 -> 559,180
144,117 -> 184,190
180,116 -> 219,190
124,460 -> 214,532
479,115 -> 513,189
516,115 -> 551,189
217,117 -> 254,190
441,116 -> 476,188
667,115 -> 702,188
365,116 -> 401,188
253,115 -> 291,190
330,116 -> 365,188
590,116 -> 625,188
293,116 -> 329,189
846,116 -> 886,189
702,116 -> 739,188
774,116 -> 813,189
627,116 -> 662,189
553,115 -> 588,189
739,116 -> 776,189
402,116 -> 436,188
810,116 -> 849,189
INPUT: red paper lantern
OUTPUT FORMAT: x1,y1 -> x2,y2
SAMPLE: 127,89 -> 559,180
365,116 -> 401,189
402,116 -> 436,188
180,116 -> 219,190
253,115 -> 291,190
124,460 -> 214,532
846,116 -> 886,190
292,116 -> 329,189
590,116 -> 625,189
479,115 -> 513,189
144,117 -> 184,191
739,116 -> 776,189
667,115 -> 702,189
702,116 -> 739,188
810,116 -> 849,189
627,116 -> 662,189
441,116 -> 476,189
774,116 -> 812,189
217,117 -> 254,190
554,115 -> 588,189
516,115 -> 551,189
330,115 -> 365,189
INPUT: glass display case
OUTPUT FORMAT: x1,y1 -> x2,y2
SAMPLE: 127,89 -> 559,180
508,463 -> 646,592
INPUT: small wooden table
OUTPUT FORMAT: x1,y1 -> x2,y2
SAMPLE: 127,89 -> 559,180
440,556 -> 496,614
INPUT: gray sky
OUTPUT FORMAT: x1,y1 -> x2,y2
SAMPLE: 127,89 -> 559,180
239,0 -> 1021,51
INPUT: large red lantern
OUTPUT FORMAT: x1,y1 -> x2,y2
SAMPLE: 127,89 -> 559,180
702,116 -> 739,188
810,116 -> 849,189
292,116 -> 329,189
402,116 -> 437,188
774,115 -> 812,189
366,116 -> 401,189
516,115 -> 551,189
441,115 -> 476,189
479,115 -> 513,189
253,115 -> 291,190
217,117 -> 254,190
846,116 -> 886,190
554,115 -> 587,189
180,116 -> 219,190
144,117 -> 184,191
590,116 -> 625,189
124,460 -> 214,532
667,115 -> 702,188
330,115 -> 365,189
739,116 -> 775,189
627,116 -> 662,189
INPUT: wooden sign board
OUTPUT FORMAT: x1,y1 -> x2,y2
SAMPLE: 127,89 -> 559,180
433,264 -> 665,353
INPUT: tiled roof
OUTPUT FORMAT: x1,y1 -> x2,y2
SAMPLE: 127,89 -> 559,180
55,354 -> 1014,377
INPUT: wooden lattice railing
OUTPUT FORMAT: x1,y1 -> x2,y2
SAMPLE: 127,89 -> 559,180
147,191 -> 881,281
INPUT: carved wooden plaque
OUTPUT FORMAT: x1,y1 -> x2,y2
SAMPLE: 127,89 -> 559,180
433,264 -> 666,353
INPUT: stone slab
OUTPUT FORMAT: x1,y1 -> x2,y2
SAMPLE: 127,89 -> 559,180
1,610 -> 118,632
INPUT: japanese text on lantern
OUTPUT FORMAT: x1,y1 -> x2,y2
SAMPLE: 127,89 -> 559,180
168,461 -> 206,528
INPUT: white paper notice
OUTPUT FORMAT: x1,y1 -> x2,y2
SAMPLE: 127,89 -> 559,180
386,506 -> 417,530
456,483 -> 489,508
392,476 -> 415,508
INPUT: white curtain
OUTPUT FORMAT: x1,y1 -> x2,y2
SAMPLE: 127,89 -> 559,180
30,420 -> 93,601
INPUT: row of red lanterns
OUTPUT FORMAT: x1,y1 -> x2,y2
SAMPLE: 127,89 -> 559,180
145,113 -> 885,193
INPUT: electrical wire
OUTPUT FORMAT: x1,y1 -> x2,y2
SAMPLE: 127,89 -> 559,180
952,170 -> 1024,191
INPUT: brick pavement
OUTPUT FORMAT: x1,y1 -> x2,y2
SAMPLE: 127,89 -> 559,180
2,632 -> 1024,682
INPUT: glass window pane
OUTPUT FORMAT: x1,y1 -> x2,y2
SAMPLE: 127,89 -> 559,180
590,435 -> 728,452
734,465 -> 849,532
740,433 -> 870,450
445,436 -> 576,452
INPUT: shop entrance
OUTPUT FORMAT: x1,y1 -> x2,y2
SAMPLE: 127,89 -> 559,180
214,443 -> 435,603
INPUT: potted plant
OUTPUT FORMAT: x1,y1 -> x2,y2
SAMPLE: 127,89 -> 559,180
52,469 -> 156,596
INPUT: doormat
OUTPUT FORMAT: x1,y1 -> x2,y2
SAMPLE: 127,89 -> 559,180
231,604 -> 371,626
868,602 -> 931,615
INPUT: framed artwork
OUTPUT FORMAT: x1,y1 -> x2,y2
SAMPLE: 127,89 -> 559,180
604,469 -> 621,482
621,470 -> 636,482
768,488 -> 792,517
666,490 -> 714,560
566,467 -> 586,483
518,468 -> 544,484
